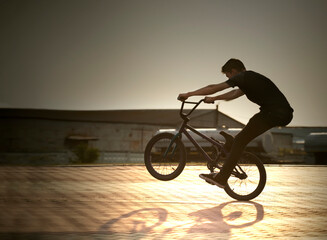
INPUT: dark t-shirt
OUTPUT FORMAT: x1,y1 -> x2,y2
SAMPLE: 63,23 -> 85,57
226,71 -> 293,111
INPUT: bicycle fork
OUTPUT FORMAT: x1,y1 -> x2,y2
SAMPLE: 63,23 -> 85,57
163,133 -> 181,159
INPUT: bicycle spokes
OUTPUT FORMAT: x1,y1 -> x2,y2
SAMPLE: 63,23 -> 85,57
149,135 -> 184,177
224,152 -> 266,200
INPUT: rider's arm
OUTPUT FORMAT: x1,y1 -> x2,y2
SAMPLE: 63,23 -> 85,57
212,89 -> 244,101
178,82 -> 230,100
204,89 -> 244,103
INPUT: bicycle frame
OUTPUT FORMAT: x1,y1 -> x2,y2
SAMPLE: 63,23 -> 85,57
168,99 -> 246,177
178,122 -> 226,164
171,99 -> 228,165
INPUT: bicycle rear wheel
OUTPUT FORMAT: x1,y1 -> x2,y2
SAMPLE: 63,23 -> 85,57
224,152 -> 266,201
144,133 -> 186,181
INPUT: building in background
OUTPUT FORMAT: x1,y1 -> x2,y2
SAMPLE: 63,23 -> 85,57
0,108 -> 325,164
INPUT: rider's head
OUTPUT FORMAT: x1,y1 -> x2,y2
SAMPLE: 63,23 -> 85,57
221,58 -> 246,79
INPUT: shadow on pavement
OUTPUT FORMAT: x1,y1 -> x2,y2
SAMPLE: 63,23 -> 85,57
0,202 -> 264,239
186,201 -> 264,233
98,201 -> 264,238
98,208 -> 168,234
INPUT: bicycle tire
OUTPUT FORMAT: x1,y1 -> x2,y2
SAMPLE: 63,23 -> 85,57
224,152 -> 266,201
144,132 -> 186,181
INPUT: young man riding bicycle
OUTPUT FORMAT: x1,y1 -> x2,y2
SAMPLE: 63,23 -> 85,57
178,58 -> 293,188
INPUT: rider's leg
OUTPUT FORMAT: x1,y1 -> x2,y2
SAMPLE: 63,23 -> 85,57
218,111 -> 273,181
201,108 -> 292,187
200,111 -> 273,187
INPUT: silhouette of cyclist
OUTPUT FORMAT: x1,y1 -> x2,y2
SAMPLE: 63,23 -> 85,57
178,58 -> 293,188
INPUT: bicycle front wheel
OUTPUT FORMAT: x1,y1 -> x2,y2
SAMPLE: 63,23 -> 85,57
224,152 -> 266,201
144,133 -> 186,181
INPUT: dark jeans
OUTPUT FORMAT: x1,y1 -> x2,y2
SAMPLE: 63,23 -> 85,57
219,107 -> 293,180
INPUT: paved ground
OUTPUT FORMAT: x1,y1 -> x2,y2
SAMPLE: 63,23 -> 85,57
0,164 -> 327,239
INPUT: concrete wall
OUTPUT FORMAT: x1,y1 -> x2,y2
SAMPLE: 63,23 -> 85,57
0,118 -> 162,164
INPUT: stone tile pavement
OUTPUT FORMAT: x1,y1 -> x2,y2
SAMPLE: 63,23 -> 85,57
0,165 -> 327,239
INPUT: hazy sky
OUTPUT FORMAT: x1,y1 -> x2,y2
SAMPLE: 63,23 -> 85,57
1,0 -> 327,126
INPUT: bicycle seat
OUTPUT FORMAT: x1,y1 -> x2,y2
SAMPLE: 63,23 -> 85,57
220,131 -> 234,152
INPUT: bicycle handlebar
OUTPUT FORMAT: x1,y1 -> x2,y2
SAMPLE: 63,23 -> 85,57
179,98 -> 205,119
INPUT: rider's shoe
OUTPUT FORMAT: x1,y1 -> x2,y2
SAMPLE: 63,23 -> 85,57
199,172 -> 227,189
200,173 -> 215,185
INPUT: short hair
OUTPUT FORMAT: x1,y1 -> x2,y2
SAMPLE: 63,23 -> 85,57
221,58 -> 246,73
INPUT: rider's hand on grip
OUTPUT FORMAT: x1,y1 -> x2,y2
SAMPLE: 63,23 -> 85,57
178,93 -> 189,101
204,96 -> 215,104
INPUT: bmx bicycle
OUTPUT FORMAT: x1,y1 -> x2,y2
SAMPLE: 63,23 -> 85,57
144,99 -> 266,201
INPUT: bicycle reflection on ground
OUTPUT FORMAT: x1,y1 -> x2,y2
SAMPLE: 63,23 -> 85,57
99,208 -> 168,234
98,201 -> 264,238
